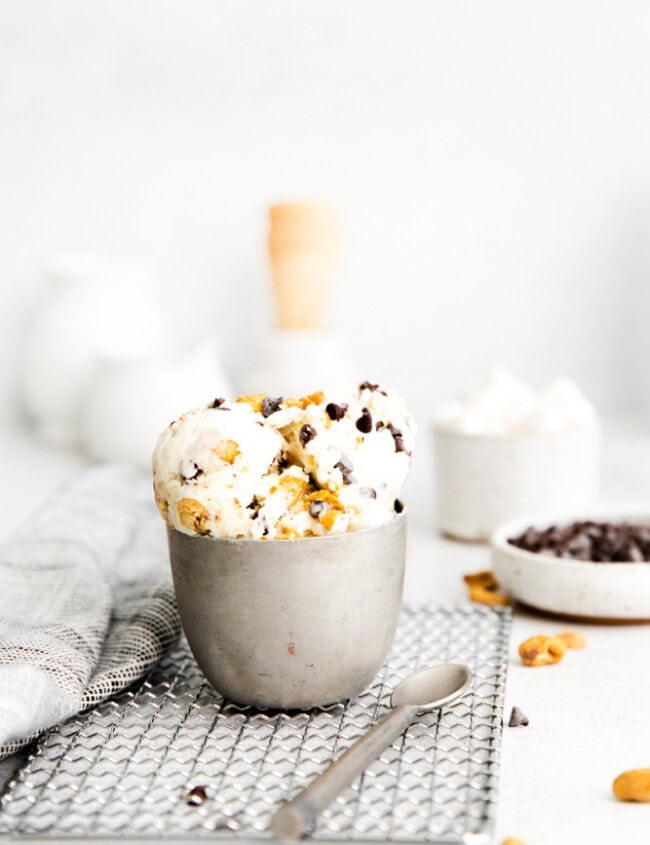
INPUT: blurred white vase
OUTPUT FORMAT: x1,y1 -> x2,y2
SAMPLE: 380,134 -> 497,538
243,205 -> 359,397
79,338 -> 231,467
19,255 -> 167,447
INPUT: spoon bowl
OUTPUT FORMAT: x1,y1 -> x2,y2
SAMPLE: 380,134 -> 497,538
391,663 -> 473,709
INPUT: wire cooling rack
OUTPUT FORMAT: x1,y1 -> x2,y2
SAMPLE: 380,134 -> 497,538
0,605 -> 511,845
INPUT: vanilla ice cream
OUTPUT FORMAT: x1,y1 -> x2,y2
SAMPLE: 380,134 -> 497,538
153,383 -> 416,540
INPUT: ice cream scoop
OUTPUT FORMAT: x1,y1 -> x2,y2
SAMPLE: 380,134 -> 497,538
152,383 -> 416,540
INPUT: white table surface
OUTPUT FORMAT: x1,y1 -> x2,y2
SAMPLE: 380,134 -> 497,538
2,422 -> 650,845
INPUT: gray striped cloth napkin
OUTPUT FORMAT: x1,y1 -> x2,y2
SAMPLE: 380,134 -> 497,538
0,464 -> 179,759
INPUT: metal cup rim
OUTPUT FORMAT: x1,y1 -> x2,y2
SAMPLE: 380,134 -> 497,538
167,509 -> 407,546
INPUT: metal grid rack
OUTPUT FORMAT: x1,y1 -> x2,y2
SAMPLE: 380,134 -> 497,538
0,605 -> 511,844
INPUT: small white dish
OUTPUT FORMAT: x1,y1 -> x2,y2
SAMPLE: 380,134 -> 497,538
491,511 -> 650,620
432,426 -> 600,542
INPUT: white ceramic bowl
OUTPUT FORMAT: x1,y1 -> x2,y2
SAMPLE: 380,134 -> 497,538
491,511 -> 650,620
433,426 -> 600,542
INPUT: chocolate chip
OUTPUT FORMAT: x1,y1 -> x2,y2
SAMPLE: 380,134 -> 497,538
262,396 -> 283,418
246,496 -> 262,519
375,421 -> 385,431
326,402 -> 348,421
385,422 -> 407,453
355,408 -> 373,434
625,540 -> 646,562
334,454 -> 355,485
359,381 -> 387,396
185,785 -> 208,806
509,521 -> 650,562
276,452 -> 290,470
209,398 -> 226,409
180,461 -> 203,483
299,424 -> 317,446
508,706 -> 529,727
336,453 -> 353,471
394,499 -> 404,514
309,500 -> 326,518
360,487 -> 377,499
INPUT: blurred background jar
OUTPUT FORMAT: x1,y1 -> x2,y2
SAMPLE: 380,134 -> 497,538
79,337 -> 231,467
19,255 -> 167,448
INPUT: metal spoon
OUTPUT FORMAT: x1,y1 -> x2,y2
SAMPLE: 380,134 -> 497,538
270,663 -> 473,840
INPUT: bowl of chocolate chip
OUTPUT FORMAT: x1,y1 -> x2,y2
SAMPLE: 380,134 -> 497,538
491,513 -> 650,620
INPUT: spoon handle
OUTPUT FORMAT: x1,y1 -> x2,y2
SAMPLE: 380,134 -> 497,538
271,704 -> 417,840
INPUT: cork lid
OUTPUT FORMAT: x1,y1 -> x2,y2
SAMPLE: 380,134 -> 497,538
267,203 -> 341,330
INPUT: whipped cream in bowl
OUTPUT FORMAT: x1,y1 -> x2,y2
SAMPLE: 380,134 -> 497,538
432,369 -> 600,541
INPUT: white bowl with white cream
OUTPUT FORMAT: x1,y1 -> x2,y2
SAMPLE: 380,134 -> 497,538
432,370 -> 600,541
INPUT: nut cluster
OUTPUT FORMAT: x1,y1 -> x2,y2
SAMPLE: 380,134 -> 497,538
518,630 -> 588,667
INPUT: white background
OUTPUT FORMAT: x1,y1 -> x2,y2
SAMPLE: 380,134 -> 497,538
2,1 -> 650,522
3,8 -> 650,842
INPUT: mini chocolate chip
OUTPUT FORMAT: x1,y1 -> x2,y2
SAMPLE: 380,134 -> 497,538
394,499 -> 404,514
299,424 -> 317,446
380,422 -> 407,453
375,420 -> 385,431
508,706 -> 529,727
180,461 -> 203,483
355,408 -> 373,434
309,500 -> 326,518
336,453 -> 353,471
209,398 -> 226,409
246,496 -> 262,519
326,402 -> 348,421
509,520 -> 650,562
360,487 -> 377,499
359,381 -> 387,395
276,452 -> 290,470
262,396 -> 283,418
334,454 -> 355,485
625,541 -> 646,562
185,785 -> 208,806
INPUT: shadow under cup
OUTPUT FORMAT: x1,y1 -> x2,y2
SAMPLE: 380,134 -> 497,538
167,513 -> 407,709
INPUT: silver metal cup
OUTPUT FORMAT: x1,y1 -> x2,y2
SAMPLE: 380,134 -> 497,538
167,513 -> 406,709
